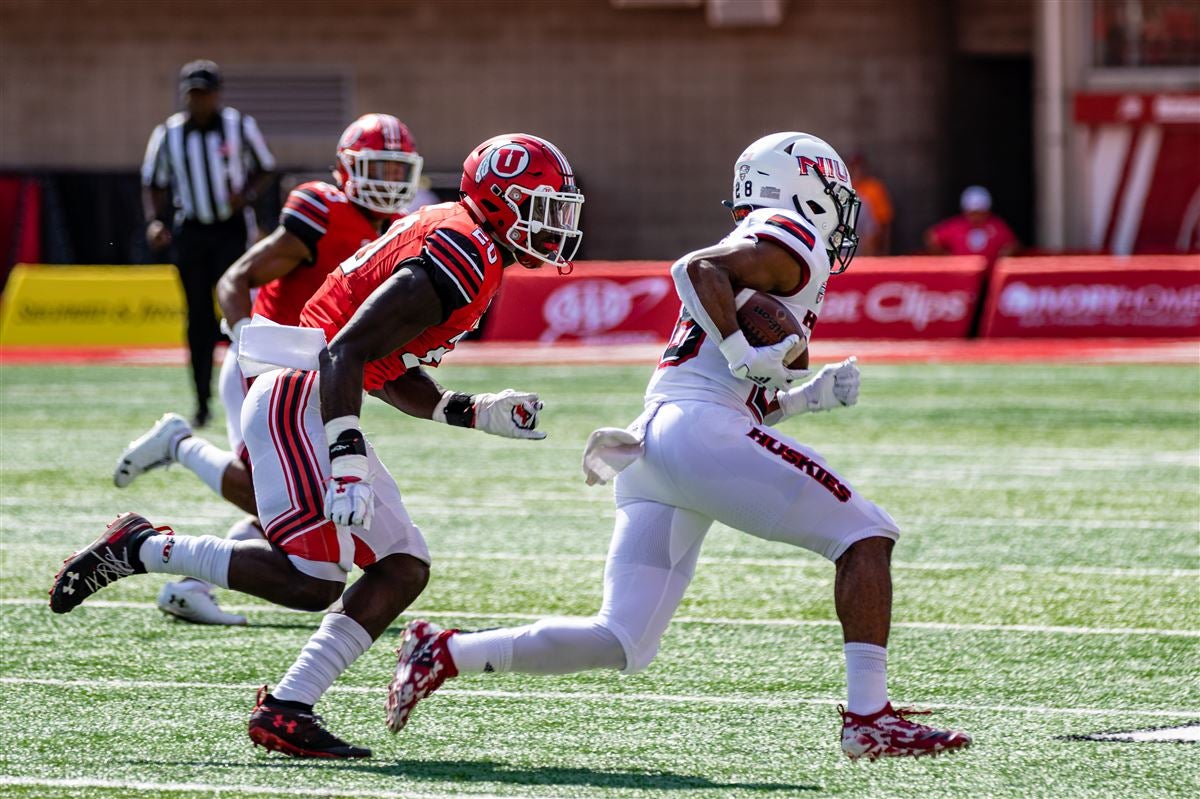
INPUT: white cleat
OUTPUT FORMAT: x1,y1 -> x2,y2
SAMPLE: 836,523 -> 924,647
156,581 -> 247,626
113,413 -> 191,488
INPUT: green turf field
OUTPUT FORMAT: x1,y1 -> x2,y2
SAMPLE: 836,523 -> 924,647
1,361 -> 1198,798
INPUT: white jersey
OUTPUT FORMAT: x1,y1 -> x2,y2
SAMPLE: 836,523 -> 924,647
646,207 -> 830,421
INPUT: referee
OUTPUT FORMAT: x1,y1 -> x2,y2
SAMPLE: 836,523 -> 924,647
141,60 -> 276,427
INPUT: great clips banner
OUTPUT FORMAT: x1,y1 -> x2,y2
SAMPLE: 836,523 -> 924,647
483,257 -> 989,342
980,256 -> 1200,337
816,256 -> 986,338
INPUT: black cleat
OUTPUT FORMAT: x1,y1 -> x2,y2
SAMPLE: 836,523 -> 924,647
248,686 -> 371,759
49,513 -> 159,614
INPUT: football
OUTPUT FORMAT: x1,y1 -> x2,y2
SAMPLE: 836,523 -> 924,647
734,289 -> 808,369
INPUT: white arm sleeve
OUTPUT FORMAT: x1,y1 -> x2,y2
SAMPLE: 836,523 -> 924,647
669,255 -> 726,344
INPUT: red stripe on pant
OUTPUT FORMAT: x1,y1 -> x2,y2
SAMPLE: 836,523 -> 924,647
265,370 -> 326,544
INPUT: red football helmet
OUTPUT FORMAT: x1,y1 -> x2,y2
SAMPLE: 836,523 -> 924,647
460,134 -> 584,273
334,114 -> 423,215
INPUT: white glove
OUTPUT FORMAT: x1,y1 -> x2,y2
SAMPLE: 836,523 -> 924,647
775,356 -> 860,420
718,331 -> 808,391
323,417 -> 374,529
324,467 -> 373,528
473,389 -> 546,440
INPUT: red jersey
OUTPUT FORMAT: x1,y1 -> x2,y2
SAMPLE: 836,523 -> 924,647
252,181 -> 387,326
926,214 -> 1017,263
300,201 -> 505,391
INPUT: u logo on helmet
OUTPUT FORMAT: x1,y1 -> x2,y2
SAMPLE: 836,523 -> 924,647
487,144 -> 531,179
338,123 -> 364,150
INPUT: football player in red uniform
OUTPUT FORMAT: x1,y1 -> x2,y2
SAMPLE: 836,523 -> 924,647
111,114 -> 423,626
51,134 -> 584,759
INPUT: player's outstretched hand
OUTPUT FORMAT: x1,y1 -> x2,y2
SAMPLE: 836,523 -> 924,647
719,332 -> 807,391
779,356 -> 860,417
323,425 -> 374,528
324,476 -> 374,529
829,356 -> 861,406
473,389 -> 546,440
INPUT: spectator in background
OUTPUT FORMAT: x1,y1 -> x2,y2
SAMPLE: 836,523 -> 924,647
848,153 -> 893,256
142,60 -> 276,427
924,185 -> 1018,263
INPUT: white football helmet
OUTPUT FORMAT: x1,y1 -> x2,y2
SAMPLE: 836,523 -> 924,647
728,132 -> 862,274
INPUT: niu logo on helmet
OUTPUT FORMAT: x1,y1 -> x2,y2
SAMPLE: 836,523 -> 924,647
796,156 -> 849,183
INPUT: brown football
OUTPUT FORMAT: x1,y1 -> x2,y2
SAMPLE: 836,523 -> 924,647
734,289 -> 809,369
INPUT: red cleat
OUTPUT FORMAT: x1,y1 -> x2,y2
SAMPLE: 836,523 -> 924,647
49,513 -> 160,614
248,685 -> 370,759
386,619 -> 458,733
840,703 -> 972,760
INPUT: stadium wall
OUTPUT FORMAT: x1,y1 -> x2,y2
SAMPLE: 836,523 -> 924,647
0,0 -> 959,258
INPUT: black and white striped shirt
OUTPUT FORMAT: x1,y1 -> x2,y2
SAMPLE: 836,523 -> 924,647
141,107 -> 276,225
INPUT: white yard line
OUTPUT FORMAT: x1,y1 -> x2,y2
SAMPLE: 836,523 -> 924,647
2,598 -> 1196,637
0,776 -> 555,799
2,676 -> 1197,719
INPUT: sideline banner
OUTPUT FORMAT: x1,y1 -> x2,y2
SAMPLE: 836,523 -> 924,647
485,262 -> 678,343
483,257 -> 989,342
980,256 -> 1200,337
817,256 -> 986,338
0,264 -> 185,346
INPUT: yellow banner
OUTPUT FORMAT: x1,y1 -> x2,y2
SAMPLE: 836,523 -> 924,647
0,264 -> 186,346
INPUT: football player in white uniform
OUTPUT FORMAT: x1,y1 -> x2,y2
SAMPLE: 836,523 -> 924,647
385,132 -> 972,761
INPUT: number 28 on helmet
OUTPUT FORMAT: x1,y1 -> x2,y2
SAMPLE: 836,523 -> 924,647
728,132 -> 862,274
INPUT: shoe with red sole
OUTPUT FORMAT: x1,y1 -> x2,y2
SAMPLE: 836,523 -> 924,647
840,703 -> 972,760
49,513 -> 162,613
386,619 -> 459,733
248,686 -> 371,759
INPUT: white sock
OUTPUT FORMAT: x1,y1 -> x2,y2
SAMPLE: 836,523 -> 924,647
447,628 -> 514,674
449,618 -> 624,675
273,613 -> 374,707
844,642 -> 889,715
174,436 -> 235,497
169,520 -> 261,592
139,533 -> 233,588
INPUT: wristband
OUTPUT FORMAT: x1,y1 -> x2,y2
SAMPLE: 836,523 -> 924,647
776,386 -> 810,419
717,330 -> 752,366
325,415 -> 366,460
432,391 -> 476,428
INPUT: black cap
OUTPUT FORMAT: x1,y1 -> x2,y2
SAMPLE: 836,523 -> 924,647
179,60 -> 221,92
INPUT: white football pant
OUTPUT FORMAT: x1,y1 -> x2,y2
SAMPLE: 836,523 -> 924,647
502,400 -> 899,675
240,368 -> 431,582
